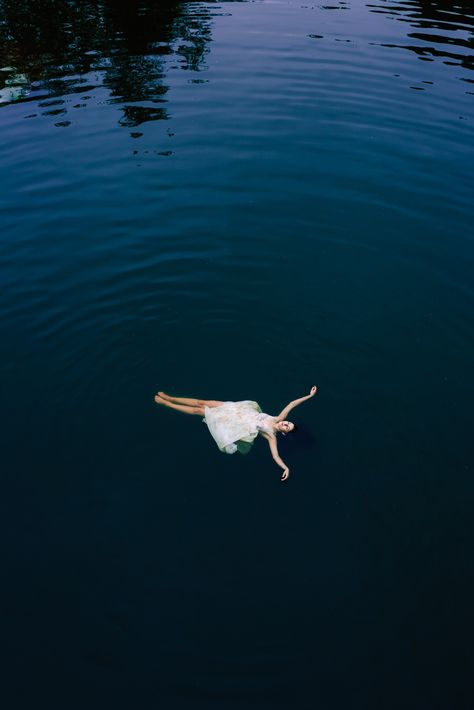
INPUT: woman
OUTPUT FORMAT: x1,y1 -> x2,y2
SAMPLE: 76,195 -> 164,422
154,385 -> 317,481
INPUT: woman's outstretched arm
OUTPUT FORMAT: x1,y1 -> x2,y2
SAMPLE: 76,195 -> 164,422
262,433 -> 290,481
276,385 -> 317,421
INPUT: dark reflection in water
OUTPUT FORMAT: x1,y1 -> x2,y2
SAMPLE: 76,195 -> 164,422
320,3 -> 350,8
1,1 -> 474,707
367,0 -> 474,72
0,0 -> 221,125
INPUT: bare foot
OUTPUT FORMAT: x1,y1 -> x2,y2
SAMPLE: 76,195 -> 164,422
157,391 -> 171,400
154,395 -> 166,405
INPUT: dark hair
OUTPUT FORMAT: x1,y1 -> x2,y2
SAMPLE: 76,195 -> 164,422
280,422 -> 316,452
279,422 -> 297,436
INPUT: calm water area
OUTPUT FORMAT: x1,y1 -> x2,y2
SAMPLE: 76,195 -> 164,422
1,0 -> 473,707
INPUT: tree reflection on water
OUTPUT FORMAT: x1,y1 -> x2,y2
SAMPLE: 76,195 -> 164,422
1,0 -> 472,126
0,0 -> 216,125
367,0 -> 474,73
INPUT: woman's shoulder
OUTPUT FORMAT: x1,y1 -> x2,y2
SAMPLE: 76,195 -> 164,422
256,412 -> 276,433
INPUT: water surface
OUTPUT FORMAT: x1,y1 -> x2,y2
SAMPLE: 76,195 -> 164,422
1,1 -> 473,707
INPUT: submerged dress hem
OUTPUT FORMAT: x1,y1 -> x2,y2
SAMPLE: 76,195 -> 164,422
203,400 -> 274,454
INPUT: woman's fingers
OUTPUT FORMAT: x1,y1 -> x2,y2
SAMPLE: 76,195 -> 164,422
281,469 -> 289,481
310,385 -> 317,396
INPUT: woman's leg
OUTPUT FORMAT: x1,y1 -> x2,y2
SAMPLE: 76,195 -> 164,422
158,392 -> 200,406
154,395 -> 204,416
158,391 -> 223,408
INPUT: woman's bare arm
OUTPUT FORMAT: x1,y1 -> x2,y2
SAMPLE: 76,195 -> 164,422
276,385 -> 317,421
262,432 -> 290,481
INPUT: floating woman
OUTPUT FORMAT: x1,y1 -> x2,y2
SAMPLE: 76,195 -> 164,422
154,386 -> 317,481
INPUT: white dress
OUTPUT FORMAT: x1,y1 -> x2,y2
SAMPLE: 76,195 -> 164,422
203,400 -> 276,454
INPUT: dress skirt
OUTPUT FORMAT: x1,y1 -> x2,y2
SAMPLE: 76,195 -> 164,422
203,400 -> 263,454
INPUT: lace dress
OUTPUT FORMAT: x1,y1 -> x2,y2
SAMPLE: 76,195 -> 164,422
203,400 -> 276,454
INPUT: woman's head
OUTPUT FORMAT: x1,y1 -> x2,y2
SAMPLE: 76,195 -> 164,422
275,420 -> 295,434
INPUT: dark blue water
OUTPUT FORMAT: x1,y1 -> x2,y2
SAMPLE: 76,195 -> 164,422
1,1 -> 473,707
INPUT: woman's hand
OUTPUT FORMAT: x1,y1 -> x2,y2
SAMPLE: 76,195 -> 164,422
308,385 -> 317,397
281,468 -> 290,482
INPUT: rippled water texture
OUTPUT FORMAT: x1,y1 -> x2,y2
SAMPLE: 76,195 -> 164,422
1,1 -> 473,708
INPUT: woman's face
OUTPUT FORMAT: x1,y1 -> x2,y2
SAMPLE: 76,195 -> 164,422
278,420 -> 294,433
